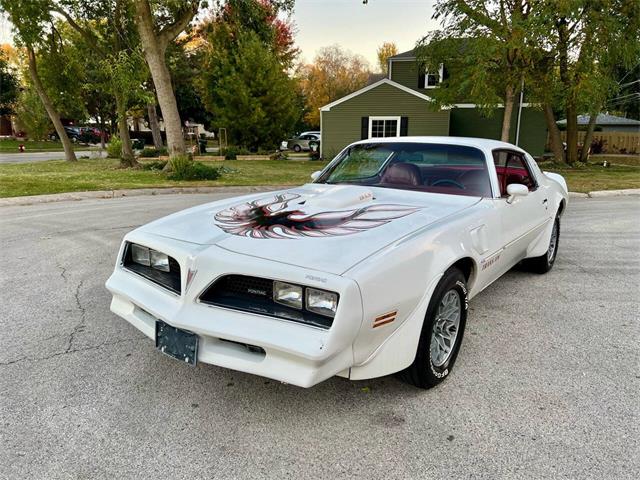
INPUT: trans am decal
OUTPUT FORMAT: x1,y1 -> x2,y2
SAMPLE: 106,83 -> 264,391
214,193 -> 419,239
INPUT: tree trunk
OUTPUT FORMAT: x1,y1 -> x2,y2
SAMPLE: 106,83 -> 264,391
134,1 -> 186,159
26,47 -> 77,162
115,91 -> 138,167
543,103 -> 565,163
557,18 -> 578,165
501,84 -> 515,142
579,112 -> 598,163
147,101 -> 163,149
565,99 -> 578,165
99,116 -> 106,149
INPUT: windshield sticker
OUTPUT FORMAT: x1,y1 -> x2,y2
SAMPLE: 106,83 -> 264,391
214,193 -> 419,239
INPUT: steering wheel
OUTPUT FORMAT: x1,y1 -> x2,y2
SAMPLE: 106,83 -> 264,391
431,179 -> 465,189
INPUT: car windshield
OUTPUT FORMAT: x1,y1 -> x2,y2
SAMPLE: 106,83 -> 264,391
318,142 -> 492,197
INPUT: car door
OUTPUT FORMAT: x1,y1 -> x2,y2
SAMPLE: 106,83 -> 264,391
492,149 -> 551,266
299,134 -> 313,149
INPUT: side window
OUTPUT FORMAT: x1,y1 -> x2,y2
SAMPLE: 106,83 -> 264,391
492,150 -> 536,196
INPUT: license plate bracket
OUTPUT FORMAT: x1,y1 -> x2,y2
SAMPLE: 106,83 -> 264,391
155,320 -> 198,366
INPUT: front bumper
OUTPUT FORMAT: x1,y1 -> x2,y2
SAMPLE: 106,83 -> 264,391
105,233 -> 363,387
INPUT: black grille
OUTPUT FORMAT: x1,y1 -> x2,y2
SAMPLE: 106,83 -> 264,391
215,275 -> 273,299
199,275 -> 335,329
122,243 -> 181,294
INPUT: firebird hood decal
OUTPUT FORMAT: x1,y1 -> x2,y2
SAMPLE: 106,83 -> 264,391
138,184 -> 482,274
214,193 -> 420,239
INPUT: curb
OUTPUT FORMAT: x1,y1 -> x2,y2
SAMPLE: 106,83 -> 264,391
586,188 -> 640,198
0,185 -> 293,207
1,186 -> 639,207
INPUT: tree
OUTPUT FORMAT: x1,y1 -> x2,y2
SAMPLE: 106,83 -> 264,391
51,0 -> 148,167
133,0 -> 201,159
14,86 -> 51,139
416,1 -> 537,143
609,66 -> 640,120
531,0 -> 640,164
0,0 -> 77,162
298,46 -> 371,128
166,38 -> 212,129
0,49 -> 19,116
377,41 -> 398,75
200,0 -> 300,150
34,23 -> 89,124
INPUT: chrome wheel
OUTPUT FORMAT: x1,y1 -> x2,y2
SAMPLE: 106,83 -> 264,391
430,289 -> 461,367
547,221 -> 558,262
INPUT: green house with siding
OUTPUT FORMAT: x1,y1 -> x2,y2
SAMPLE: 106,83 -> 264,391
319,49 -> 547,158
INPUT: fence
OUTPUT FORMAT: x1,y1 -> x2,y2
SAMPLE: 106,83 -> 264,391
550,131 -> 640,154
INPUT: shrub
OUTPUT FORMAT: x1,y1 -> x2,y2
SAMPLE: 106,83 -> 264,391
168,156 -> 221,180
141,160 -> 168,171
106,137 -> 122,158
221,146 -> 250,160
270,151 -> 288,160
139,147 -> 167,158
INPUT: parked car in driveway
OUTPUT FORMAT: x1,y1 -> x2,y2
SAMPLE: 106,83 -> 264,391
106,137 -> 568,389
283,133 -> 320,152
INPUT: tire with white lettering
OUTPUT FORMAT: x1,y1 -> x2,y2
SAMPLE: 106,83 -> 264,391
523,215 -> 560,274
400,267 -> 468,389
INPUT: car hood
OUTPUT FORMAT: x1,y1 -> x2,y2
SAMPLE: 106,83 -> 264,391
139,184 -> 480,275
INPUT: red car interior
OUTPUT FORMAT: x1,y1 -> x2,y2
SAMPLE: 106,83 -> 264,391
377,163 -> 493,197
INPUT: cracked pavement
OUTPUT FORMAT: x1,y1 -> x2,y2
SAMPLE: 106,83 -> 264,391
0,194 -> 638,479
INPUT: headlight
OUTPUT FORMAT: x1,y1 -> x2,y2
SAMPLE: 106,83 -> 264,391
123,243 -> 181,294
131,244 -> 151,266
273,281 -> 303,309
130,244 -> 170,272
305,288 -> 338,318
150,250 -> 170,272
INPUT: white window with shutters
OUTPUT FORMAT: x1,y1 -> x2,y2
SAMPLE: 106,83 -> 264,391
368,116 -> 401,138
424,64 -> 444,89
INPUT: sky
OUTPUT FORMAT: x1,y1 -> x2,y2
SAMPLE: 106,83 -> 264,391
291,0 -> 439,68
1,1 -> 440,68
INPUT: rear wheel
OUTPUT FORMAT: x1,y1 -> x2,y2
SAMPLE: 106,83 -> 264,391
400,268 -> 468,389
523,215 -> 560,274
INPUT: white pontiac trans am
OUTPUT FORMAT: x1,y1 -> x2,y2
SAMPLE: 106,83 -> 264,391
106,137 -> 568,389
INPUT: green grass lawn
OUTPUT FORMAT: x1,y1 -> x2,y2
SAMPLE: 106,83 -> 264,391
0,156 -> 637,198
0,139 -> 98,152
539,161 -> 640,193
0,158 -> 329,198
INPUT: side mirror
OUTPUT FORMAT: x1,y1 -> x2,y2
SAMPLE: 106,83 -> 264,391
310,171 -> 322,181
506,183 -> 529,204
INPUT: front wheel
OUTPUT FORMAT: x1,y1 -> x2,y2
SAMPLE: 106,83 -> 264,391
293,144 -> 302,152
400,268 -> 468,389
523,215 -> 560,274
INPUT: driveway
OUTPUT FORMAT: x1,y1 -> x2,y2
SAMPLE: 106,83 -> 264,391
0,194 -> 638,479
0,149 -> 105,164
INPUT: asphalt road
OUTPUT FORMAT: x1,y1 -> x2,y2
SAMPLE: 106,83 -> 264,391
1,193 -> 638,479
0,150 -> 105,164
